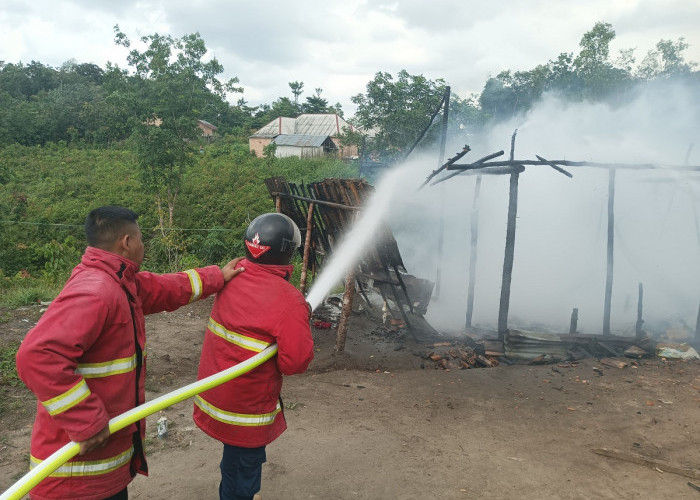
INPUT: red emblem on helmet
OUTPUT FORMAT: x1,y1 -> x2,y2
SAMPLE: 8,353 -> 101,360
246,232 -> 271,258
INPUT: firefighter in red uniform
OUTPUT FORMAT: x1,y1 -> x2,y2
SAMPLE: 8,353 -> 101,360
193,212 -> 314,500
16,206 -> 244,500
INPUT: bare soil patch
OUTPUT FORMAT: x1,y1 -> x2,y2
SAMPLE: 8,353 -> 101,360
1,298 -> 699,499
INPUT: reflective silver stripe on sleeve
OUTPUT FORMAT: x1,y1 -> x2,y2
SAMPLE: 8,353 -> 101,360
41,379 -> 91,416
30,446 -> 134,477
75,354 -> 137,378
195,395 -> 281,427
207,317 -> 270,353
185,269 -> 203,302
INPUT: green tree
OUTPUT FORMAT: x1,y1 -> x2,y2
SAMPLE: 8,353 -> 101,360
477,22 -> 640,121
268,97 -> 300,118
289,81 -> 304,105
573,21 -> 630,99
637,38 -> 697,79
301,87 -> 331,114
113,25 -> 242,237
351,70 -> 446,160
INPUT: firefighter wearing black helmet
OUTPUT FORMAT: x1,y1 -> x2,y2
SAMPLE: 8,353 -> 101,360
243,212 -> 302,265
194,212 -> 314,500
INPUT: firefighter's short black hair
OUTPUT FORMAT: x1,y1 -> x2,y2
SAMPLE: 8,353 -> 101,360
85,206 -> 139,248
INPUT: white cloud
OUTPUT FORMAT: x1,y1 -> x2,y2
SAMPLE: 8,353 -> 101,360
1,0 -> 699,116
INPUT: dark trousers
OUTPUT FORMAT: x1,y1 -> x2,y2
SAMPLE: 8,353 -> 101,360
219,444 -> 266,500
103,487 -> 128,500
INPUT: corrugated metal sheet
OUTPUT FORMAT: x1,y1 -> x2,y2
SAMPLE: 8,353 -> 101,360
504,329 -> 649,360
251,114 -> 358,138
273,134 -> 329,147
294,114 -> 342,136
250,117 -> 297,137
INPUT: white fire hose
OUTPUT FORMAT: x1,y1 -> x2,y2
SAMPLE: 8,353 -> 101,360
0,344 -> 279,500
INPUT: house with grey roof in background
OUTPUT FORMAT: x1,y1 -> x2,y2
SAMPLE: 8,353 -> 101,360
249,113 -> 362,159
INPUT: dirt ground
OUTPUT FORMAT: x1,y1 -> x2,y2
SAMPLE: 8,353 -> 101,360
1,297 -> 699,499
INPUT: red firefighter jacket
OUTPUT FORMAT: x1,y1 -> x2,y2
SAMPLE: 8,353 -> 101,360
193,259 -> 314,448
16,246 -> 224,500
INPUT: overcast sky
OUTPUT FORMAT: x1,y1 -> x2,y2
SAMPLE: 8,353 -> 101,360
2,0 -> 699,117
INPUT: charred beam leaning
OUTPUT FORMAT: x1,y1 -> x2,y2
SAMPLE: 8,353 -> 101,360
535,155 -> 574,178
431,150 -> 505,185
402,89 -> 447,162
448,160 -> 700,171
433,87 -> 450,299
393,264 -> 414,314
419,145 -> 471,190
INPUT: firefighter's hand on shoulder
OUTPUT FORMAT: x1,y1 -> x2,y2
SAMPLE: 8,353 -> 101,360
222,257 -> 246,282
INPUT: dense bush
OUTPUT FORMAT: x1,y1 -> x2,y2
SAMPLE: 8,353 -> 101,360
0,139 -> 358,283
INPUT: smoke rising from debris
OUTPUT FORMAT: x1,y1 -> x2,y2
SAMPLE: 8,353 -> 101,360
386,79 -> 700,337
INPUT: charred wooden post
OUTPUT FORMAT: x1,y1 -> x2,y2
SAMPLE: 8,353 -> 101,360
695,300 -> 700,345
335,268 -> 356,354
636,283 -> 644,339
434,86 -> 450,299
465,175 -> 482,329
570,308 -> 579,333
299,202 -> 315,295
603,168 -> 616,336
275,195 -> 281,213
498,130 -> 520,340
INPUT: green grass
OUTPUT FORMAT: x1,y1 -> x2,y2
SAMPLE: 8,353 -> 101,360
0,342 -> 21,387
0,279 -> 61,307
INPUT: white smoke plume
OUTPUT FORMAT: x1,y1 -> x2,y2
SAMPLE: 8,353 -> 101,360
386,79 -> 700,337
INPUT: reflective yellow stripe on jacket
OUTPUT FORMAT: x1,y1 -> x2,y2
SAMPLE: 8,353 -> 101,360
185,269 -> 203,303
195,395 -> 281,427
30,446 -> 134,477
41,379 -> 91,416
76,354 -> 137,378
207,318 -> 271,353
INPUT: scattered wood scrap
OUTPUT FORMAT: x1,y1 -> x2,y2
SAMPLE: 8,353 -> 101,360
593,448 -> 700,480
599,358 -> 629,369
623,345 -> 648,359
424,342 -> 499,370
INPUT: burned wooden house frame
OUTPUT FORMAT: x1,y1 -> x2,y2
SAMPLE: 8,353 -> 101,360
424,130 -> 700,353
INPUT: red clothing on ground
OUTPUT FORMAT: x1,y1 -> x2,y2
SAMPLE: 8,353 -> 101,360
193,258 -> 313,448
16,247 -> 224,500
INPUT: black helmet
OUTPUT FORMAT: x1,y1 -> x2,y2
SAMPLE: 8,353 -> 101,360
244,213 -> 301,264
